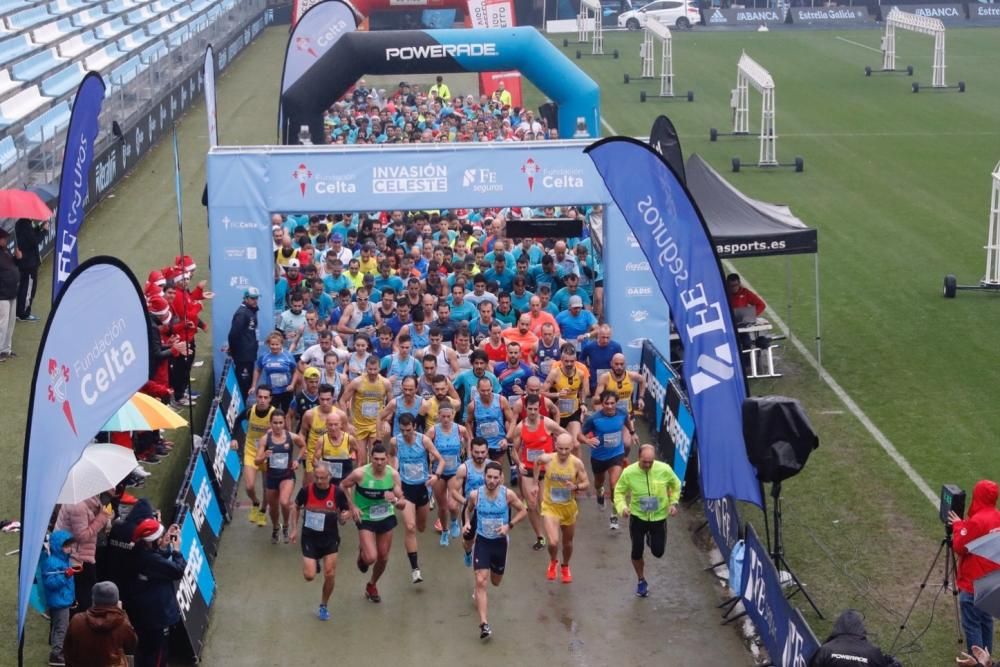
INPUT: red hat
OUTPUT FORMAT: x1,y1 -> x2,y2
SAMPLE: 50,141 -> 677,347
147,270 -> 166,287
132,518 -> 164,543
162,266 -> 182,283
175,255 -> 196,273
144,282 -> 163,298
147,295 -> 170,317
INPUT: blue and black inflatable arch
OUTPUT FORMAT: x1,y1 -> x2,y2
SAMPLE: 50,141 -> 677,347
281,26 -> 600,144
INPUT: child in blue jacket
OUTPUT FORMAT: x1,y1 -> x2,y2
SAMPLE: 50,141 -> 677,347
42,530 -> 77,666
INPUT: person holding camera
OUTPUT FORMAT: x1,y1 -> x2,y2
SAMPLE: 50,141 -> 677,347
809,609 -> 901,667
949,480 -> 1000,654
130,518 -> 185,667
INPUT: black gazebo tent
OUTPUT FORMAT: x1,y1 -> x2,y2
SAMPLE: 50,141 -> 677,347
685,153 -> 821,364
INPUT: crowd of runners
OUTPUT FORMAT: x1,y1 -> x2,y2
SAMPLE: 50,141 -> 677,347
224,204 -> 683,640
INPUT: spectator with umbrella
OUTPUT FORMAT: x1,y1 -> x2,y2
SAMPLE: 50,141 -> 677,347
14,216 -> 48,321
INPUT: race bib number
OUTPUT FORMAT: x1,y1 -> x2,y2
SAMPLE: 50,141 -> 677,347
558,398 -> 576,415
304,510 -> 326,532
271,373 -> 289,387
324,460 -> 343,478
443,454 -> 459,470
270,452 -> 289,470
526,448 -> 543,462
480,517 -> 503,539
369,503 -> 392,520
603,431 -> 622,448
478,421 -> 500,438
360,401 -> 379,419
403,462 -> 425,482
550,486 -> 572,503
617,397 -> 630,410
638,496 -> 660,512
540,359 -> 553,375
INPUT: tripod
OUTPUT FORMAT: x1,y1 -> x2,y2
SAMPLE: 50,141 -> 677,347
771,481 -> 823,618
890,528 -> 963,653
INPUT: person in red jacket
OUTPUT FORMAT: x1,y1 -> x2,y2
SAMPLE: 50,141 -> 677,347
726,273 -> 766,317
950,480 -> 1000,653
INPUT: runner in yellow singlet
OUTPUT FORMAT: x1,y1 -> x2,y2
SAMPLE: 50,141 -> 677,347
314,412 -> 361,485
341,355 -> 391,464
299,384 -> 348,486
537,433 -> 589,584
234,385 -> 275,527
593,352 -> 646,455
542,343 -> 589,450
418,374 -> 460,432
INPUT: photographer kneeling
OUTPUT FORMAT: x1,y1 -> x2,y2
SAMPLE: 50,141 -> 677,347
949,480 -> 1000,654
809,609 -> 901,667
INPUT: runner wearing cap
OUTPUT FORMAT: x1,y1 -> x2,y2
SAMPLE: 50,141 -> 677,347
555,294 -> 598,349
287,366 -> 322,433
228,287 -> 261,397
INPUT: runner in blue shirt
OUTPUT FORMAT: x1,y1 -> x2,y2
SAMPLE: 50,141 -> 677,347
493,342 -> 534,399
447,284 -> 479,323
556,296 -> 598,346
580,389 -> 630,530
579,324 -> 623,392
452,350 -> 501,416
252,332 -> 297,411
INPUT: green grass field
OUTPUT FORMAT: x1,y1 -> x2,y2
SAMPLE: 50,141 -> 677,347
2,24 -> 1000,665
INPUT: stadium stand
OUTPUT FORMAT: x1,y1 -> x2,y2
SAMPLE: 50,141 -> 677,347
0,0 -> 265,188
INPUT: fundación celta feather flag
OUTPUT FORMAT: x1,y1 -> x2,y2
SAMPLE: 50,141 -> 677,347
586,137 -> 762,507
52,72 -> 106,302
18,257 -> 149,656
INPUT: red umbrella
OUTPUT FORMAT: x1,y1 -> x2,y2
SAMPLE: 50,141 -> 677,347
0,189 -> 53,221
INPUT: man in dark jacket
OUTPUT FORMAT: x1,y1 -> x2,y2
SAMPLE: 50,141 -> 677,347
950,480 -> 1000,653
14,216 -> 47,321
0,228 -> 18,359
101,499 -> 157,616
228,286 -> 260,397
810,609 -> 901,667
64,581 -> 138,667
129,518 -> 185,667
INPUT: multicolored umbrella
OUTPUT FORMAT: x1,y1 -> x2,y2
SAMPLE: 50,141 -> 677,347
0,189 -> 53,220
101,392 -> 188,431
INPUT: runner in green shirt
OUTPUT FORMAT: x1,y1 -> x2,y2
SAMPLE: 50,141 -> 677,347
613,444 -> 681,598
341,444 -> 405,603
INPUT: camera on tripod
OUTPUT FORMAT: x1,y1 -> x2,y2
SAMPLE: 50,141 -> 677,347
940,484 -> 966,524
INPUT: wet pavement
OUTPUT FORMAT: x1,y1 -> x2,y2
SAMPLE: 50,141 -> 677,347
201,467 -> 752,666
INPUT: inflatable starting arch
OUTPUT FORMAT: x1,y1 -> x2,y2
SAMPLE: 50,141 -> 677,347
281,27 -> 600,144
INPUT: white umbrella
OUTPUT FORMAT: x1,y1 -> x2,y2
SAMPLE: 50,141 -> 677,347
57,444 -> 137,505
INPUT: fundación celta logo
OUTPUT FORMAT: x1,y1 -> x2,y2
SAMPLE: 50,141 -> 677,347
295,36 -> 318,58
47,358 -> 78,435
521,158 -> 541,191
293,163 -> 313,196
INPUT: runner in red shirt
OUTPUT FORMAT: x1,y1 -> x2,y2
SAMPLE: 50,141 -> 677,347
508,394 -> 566,552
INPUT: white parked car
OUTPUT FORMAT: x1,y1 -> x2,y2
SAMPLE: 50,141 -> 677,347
617,0 -> 702,30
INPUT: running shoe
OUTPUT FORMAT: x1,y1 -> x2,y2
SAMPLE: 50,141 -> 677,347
47,653 -> 65,666
546,560 -> 558,581
609,515 -> 619,531
317,604 -> 330,621
464,550 -> 473,568
532,536 -> 546,551
411,568 -> 423,584
596,490 -> 605,510
357,550 -> 370,574
249,507 -> 260,524
636,578 -> 649,598
434,518 -> 443,533
282,526 -> 289,544
560,565 -> 572,584
450,519 -> 461,539
479,623 -> 492,641
19,315 -> 39,322
271,528 -> 280,545
439,531 -> 450,547
365,582 -> 381,603
255,510 -> 268,527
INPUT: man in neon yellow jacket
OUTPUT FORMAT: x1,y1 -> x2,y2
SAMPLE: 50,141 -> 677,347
614,444 -> 681,598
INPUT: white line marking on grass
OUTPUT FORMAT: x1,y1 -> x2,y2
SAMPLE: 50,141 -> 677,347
783,131 -> 1000,138
597,116 -> 936,507
835,35 -> 882,53
722,263 -> 937,508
